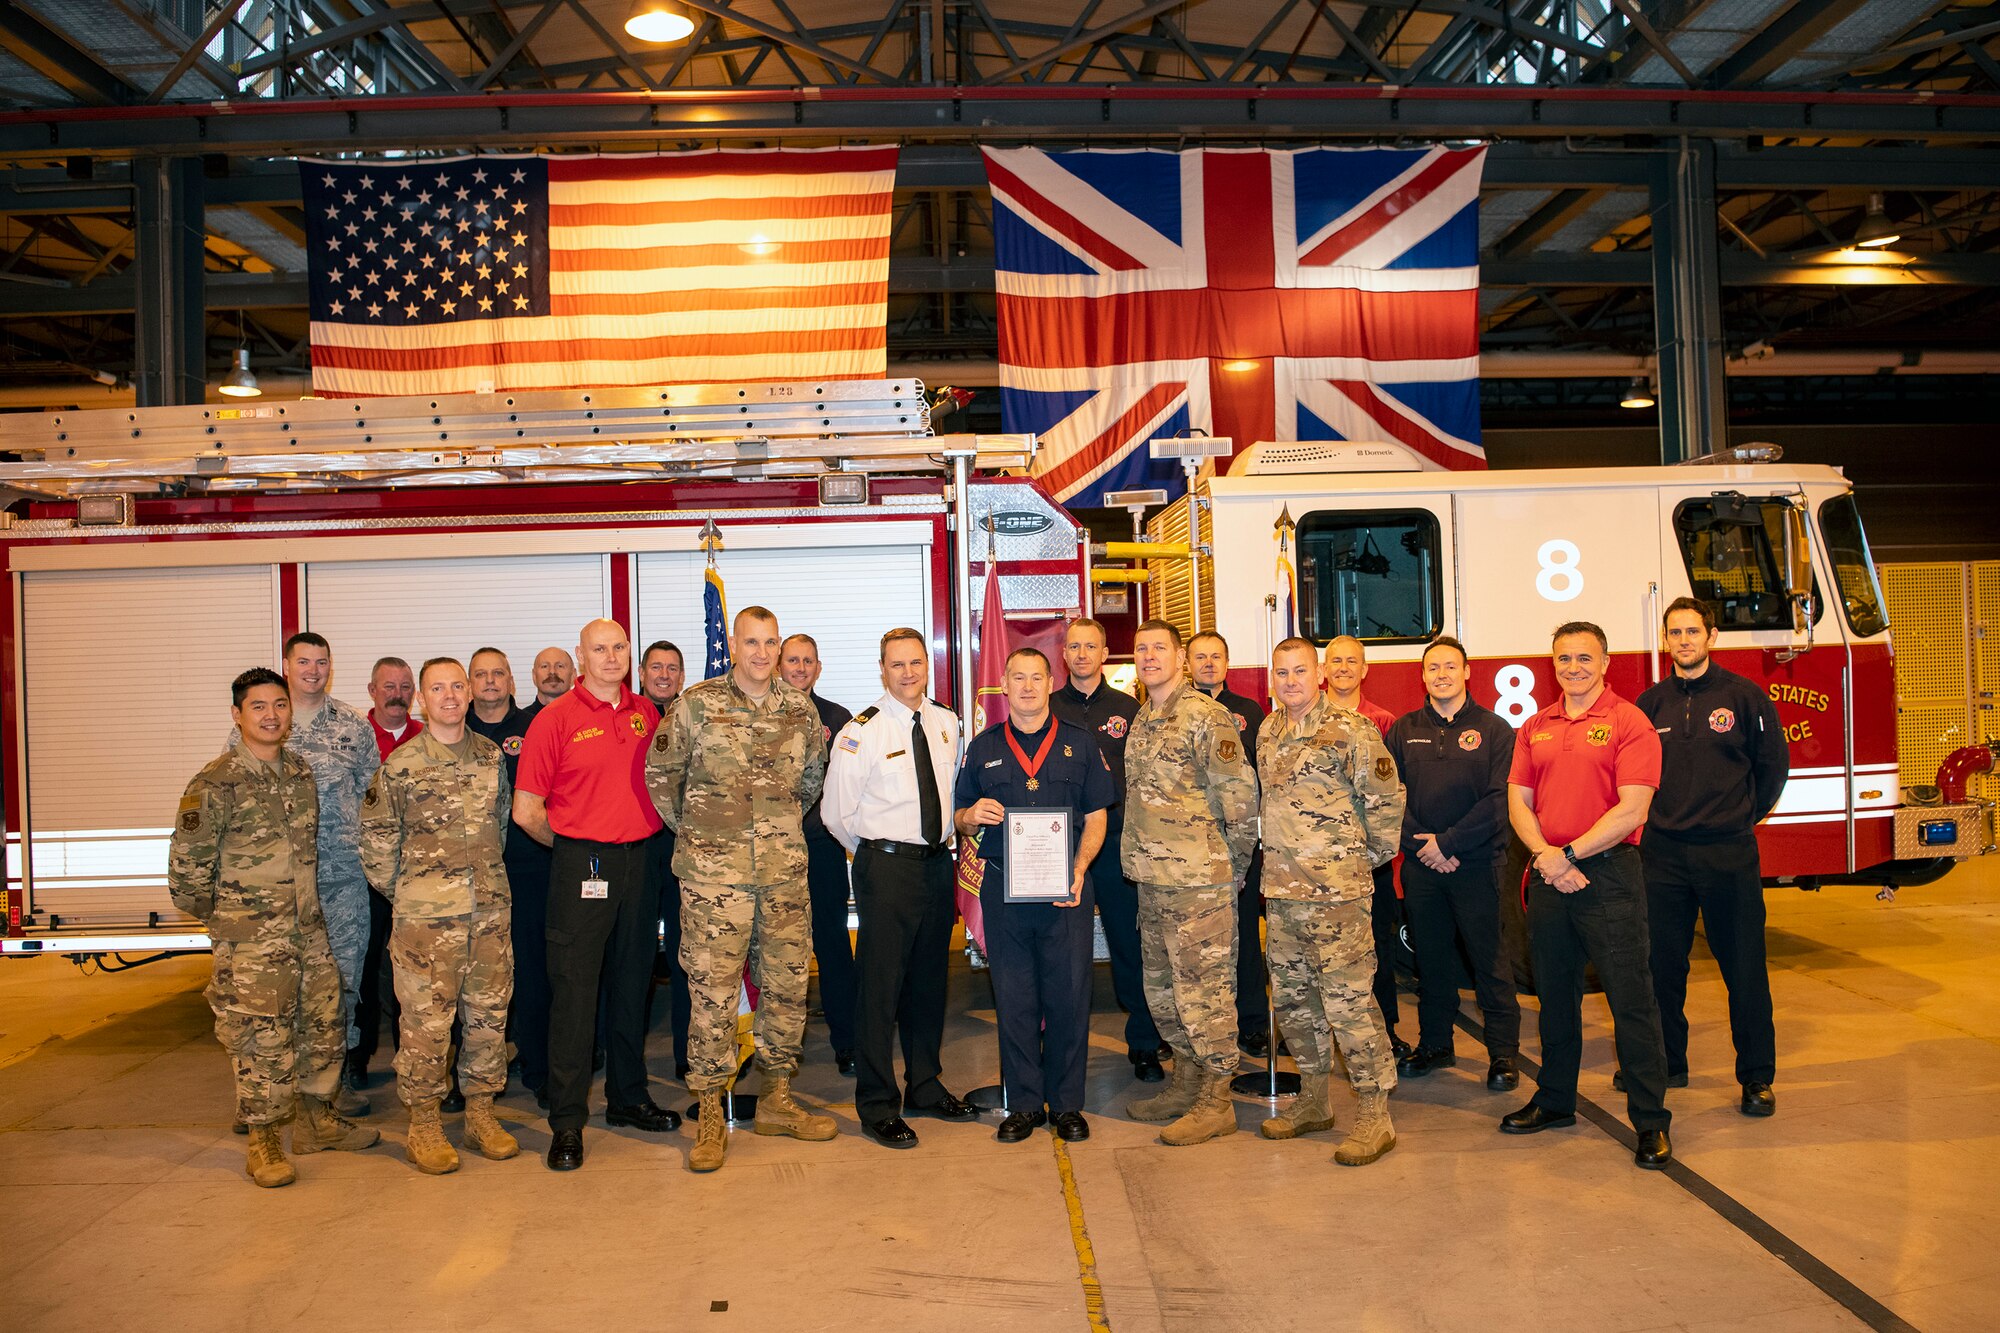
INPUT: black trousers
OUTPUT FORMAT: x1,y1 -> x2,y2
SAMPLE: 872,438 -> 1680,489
852,844 -> 954,1123
544,835 -> 656,1133
1641,831 -> 1776,1085
1091,848 -> 1162,1058
987,892 -> 1096,1115
644,829 -> 691,1074
1403,857 -> 1521,1058
1370,862 -> 1403,1031
1233,847 -> 1270,1033
1527,845 -> 1671,1132
505,850 -> 553,1089
354,886 -> 396,1063
806,833 -> 859,1055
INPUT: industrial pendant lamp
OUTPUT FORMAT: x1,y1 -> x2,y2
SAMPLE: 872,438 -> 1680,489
1619,377 -> 1655,409
625,0 -> 694,42
1856,193 -> 1900,248
219,311 -> 260,398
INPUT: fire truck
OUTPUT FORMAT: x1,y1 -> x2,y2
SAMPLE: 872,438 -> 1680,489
1143,440 -> 1994,892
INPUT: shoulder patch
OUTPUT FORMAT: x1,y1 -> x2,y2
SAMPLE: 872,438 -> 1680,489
1374,755 -> 1396,781
838,734 -> 862,754
1218,738 -> 1238,762
654,730 -> 671,753
180,808 -> 201,831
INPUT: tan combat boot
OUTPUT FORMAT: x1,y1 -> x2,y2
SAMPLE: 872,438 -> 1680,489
1128,1054 -> 1199,1122
1161,1072 -> 1240,1147
1259,1072 -> 1337,1140
689,1091 -> 728,1173
333,1081 -> 370,1118
292,1094 -> 382,1154
461,1095 -> 520,1161
753,1075 -> 837,1141
1334,1088 -> 1396,1166
245,1124 -> 296,1188
404,1103 -> 460,1175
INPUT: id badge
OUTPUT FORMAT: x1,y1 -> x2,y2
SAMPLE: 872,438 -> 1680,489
581,878 -> 609,900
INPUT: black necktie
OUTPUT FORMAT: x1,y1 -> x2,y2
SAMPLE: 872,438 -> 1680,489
911,713 -> 943,846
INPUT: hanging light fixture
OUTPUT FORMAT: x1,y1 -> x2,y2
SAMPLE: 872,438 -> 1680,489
1856,193 -> 1900,248
219,347 -> 260,398
625,0 -> 694,43
1619,377 -> 1655,409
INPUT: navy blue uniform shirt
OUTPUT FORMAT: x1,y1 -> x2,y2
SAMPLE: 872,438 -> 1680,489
1197,683 -> 1269,770
953,716 -> 1116,871
1383,696 -> 1514,864
1636,661 -> 1789,841
468,698 -> 549,870
1051,678 -> 1137,832
804,691 -> 854,843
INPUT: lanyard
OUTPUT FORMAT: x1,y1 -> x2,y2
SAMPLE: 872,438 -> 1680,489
1006,723 -> 1059,793
588,855 -> 601,879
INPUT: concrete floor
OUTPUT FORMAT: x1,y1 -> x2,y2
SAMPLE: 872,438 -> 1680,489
4,858 -> 1997,1332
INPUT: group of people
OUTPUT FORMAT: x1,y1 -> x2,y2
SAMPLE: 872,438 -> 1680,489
168,594 -> 1787,1189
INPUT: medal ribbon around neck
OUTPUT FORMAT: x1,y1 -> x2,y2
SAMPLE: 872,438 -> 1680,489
1006,721 -> 1059,792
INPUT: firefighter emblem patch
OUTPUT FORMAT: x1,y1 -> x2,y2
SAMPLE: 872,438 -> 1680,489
1232,712 -> 1248,732
628,712 -> 648,737
1458,730 -> 1482,751
502,736 -> 523,757
1102,716 -> 1128,739
1585,725 -> 1612,746
1709,708 -> 1736,733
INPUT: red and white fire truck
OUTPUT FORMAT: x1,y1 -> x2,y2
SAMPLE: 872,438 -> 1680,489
1145,440 -> 1993,891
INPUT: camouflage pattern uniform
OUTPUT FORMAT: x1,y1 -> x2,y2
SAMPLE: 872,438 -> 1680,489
230,698 -> 379,1047
170,744 -> 343,1125
1257,697 -> 1406,1092
358,731 -> 513,1106
646,675 -> 829,1093
1121,681 -> 1260,1077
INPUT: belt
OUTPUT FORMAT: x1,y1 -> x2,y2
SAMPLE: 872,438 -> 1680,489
861,837 -> 950,861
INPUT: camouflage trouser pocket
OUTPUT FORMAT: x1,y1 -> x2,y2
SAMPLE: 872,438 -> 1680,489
207,938 -> 305,1123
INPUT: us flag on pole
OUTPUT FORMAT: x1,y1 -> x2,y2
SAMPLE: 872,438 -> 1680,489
984,146 -> 1486,506
299,146 -> 898,396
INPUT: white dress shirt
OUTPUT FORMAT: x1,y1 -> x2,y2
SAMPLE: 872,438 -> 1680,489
820,692 -> 961,853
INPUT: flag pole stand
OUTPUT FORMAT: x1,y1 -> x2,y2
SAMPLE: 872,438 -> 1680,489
1231,912 -> 1298,1100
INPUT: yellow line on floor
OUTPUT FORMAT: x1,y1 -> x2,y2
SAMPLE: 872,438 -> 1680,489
1050,1134 -> 1111,1331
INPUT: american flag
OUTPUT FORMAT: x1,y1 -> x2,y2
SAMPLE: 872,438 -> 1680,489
702,565 -> 730,680
984,146 -> 1486,506
299,146 -> 898,396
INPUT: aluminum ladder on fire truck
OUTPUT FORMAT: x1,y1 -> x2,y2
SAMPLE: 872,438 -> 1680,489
0,379 -> 1033,498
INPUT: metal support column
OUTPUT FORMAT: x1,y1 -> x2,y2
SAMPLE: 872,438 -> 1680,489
1648,139 -> 1728,463
132,156 -> 205,407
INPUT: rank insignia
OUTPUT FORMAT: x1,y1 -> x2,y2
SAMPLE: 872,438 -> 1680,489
1063,745 -> 1072,757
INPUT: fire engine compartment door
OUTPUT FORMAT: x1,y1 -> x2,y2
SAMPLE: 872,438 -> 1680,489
14,565 -> 281,929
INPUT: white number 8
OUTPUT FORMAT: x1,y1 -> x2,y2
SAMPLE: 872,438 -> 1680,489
1536,539 -> 1584,602
1494,664 -> 1539,728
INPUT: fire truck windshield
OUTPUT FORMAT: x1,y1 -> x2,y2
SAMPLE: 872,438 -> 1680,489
1818,494 -> 1889,637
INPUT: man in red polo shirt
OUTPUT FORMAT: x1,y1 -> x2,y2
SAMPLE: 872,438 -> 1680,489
366,657 -> 423,759
514,618 -> 675,1171
1503,619 -> 1673,1169
1323,634 -> 1408,1060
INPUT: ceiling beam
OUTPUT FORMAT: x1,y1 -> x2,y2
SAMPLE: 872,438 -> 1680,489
1708,0 -> 1875,90
0,0 -> 140,105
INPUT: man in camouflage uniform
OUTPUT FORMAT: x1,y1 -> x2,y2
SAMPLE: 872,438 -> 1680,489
360,657 -> 519,1175
227,633 -> 379,1116
174,667 -> 380,1188
647,606 -> 832,1173
1257,637 -> 1407,1166
1121,619 -> 1259,1147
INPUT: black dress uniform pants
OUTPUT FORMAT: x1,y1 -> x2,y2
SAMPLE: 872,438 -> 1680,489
545,835 -> 656,1133
1526,845 -> 1671,1132
806,833 -> 859,1056
1233,848 -> 1270,1035
852,845 -> 955,1123
987,891 -> 1096,1115
1641,831 -> 1776,1086
505,849 -> 553,1090
1369,862 -> 1403,1032
1403,858 -> 1521,1058
1091,848 -> 1163,1058
644,828 -> 691,1075
355,886 -> 397,1063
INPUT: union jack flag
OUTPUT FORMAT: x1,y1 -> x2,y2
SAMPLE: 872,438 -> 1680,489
984,146 -> 1486,507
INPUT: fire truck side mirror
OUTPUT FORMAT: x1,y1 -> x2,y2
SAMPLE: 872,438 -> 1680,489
1777,503 -> 1815,661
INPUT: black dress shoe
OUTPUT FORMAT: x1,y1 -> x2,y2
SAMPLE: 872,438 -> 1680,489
1612,1068 -> 1689,1092
1389,1034 -> 1413,1063
1499,1103 -> 1577,1135
908,1092 -> 978,1122
835,1050 -> 856,1076
864,1116 -> 918,1149
442,1086 -> 466,1114
546,1128 -> 584,1171
1051,1111 -> 1090,1142
996,1110 -> 1047,1142
1635,1128 -> 1673,1169
606,1100 -> 683,1133
1486,1057 -> 1520,1092
1740,1082 -> 1776,1117
1238,1028 -> 1271,1059
1397,1045 -> 1457,1077
1130,1051 -> 1165,1083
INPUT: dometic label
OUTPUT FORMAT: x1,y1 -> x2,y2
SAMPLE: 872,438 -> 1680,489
985,511 -> 1053,535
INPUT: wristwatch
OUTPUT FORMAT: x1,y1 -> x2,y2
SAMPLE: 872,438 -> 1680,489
1562,844 -> 1580,865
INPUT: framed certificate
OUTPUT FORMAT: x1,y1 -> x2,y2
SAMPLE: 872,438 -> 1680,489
1003,808 -> 1073,904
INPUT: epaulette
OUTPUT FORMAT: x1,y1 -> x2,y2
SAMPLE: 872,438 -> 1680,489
854,705 -> 880,725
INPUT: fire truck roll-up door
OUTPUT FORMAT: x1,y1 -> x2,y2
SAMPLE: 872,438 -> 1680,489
306,554 -> 612,713
14,565 -> 281,945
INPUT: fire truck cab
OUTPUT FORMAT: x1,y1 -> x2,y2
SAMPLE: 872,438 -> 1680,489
1146,440 -> 1993,889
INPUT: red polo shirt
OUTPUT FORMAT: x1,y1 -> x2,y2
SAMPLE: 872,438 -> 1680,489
368,710 -> 422,760
1328,692 -> 1396,737
516,683 -> 663,844
1508,685 -> 1661,848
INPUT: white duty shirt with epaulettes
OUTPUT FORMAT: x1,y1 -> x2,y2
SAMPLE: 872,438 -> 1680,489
819,692 -> 960,853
